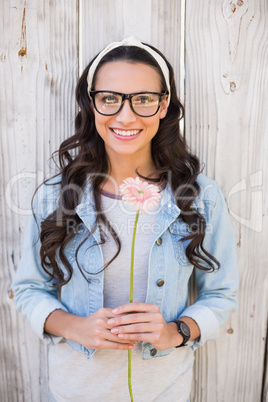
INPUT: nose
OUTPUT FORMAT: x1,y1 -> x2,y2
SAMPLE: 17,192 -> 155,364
115,99 -> 137,123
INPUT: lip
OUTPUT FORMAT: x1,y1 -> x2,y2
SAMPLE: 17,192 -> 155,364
109,128 -> 142,141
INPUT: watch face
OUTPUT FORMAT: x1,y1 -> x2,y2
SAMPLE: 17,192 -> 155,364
180,322 -> 190,336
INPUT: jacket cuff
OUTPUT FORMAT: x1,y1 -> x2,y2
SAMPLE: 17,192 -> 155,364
179,304 -> 220,351
30,298 -> 68,346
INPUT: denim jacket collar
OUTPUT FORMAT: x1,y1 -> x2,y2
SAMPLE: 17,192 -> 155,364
75,181 -> 182,242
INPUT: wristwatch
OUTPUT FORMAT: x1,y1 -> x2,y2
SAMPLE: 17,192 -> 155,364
172,320 -> 191,348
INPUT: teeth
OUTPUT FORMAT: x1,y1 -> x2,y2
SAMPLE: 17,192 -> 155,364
112,129 -> 140,136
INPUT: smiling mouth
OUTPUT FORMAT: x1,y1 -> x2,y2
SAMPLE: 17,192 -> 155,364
111,128 -> 141,137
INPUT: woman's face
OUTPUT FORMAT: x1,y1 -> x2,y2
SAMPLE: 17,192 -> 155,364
91,61 -> 168,164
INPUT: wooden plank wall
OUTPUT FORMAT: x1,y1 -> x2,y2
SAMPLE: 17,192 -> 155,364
1,1 -> 78,401
185,1 -> 268,401
0,0 -> 267,401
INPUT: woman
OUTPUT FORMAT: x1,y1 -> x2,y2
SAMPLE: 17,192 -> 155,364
13,37 -> 239,401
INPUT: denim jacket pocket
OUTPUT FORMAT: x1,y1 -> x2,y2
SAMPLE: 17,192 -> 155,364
62,237 -> 79,264
168,204 -> 211,267
168,220 -> 191,266
62,225 -> 91,265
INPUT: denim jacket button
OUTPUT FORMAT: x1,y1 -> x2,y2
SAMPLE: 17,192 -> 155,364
157,279 -> 165,287
150,348 -> 157,356
156,237 -> 162,246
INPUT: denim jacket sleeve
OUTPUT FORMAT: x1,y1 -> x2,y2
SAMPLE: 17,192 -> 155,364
12,181 -> 68,346
179,177 -> 239,350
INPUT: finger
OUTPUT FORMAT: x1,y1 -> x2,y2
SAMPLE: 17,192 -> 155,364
97,308 -> 125,320
100,340 -> 136,350
111,322 -> 162,335
89,328 -> 137,349
116,332 -> 159,343
107,313 -> 151,327
104,330 -> 137,344
107,312 -> 163,327
112,302 -> 159,315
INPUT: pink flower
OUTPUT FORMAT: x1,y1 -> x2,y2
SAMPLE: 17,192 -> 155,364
119,177 -> 161,213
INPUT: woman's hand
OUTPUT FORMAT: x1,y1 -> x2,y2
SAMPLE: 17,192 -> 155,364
106,302 -> 183,351
70,308 -> 141,350
45,308 -> 138,351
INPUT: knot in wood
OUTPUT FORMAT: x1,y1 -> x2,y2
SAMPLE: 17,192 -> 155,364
230,82 -> 236,92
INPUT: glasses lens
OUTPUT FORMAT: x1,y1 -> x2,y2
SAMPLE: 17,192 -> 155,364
132,93 -> 160,116
94,92 -> 122,115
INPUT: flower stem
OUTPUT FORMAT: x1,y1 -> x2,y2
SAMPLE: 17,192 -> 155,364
130,211 -> 139,303
128,350 -> 134,402
128,210 -> 139,401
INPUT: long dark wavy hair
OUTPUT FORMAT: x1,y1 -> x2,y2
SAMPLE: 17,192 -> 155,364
36,43 -> 220,287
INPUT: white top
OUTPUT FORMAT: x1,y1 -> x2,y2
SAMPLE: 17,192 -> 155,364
48,189 -> 194,401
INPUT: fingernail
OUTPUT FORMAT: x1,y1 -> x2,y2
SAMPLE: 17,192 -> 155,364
111,328 -> 119,333
112,308 -> 119,313
107,319 -> 115,325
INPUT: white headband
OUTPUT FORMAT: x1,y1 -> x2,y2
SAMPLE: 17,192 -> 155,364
87,36 -> 170,106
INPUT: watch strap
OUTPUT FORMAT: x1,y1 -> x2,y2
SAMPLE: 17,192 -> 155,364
173,320 -> 191,348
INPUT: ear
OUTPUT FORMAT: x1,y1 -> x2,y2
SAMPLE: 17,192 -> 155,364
159,96 -> 168,119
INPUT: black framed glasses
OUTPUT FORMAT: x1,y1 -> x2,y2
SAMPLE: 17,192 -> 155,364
90,90 -> 167,117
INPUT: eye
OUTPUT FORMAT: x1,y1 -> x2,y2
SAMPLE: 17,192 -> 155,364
101,94 -> 121,104
133,94 -> 157,104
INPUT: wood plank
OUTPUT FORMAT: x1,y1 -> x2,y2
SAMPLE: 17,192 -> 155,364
185,0 -> 268,401
0,1 -> 78,400
79,0 -> 183,99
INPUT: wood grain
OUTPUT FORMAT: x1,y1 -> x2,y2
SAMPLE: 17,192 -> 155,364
1,0 -> 267,401
79,0 -> 183,98
185,0 -> 268,401
0,0 -> 78,400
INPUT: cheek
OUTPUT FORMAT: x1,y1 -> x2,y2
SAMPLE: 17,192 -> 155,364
93,112 -> 110,133
147,118 -> 161,137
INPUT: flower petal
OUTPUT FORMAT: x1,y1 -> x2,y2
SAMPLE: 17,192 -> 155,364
119,177 -> 161,212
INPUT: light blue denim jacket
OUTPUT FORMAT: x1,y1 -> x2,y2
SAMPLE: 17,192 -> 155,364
13,173 -> 239,360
